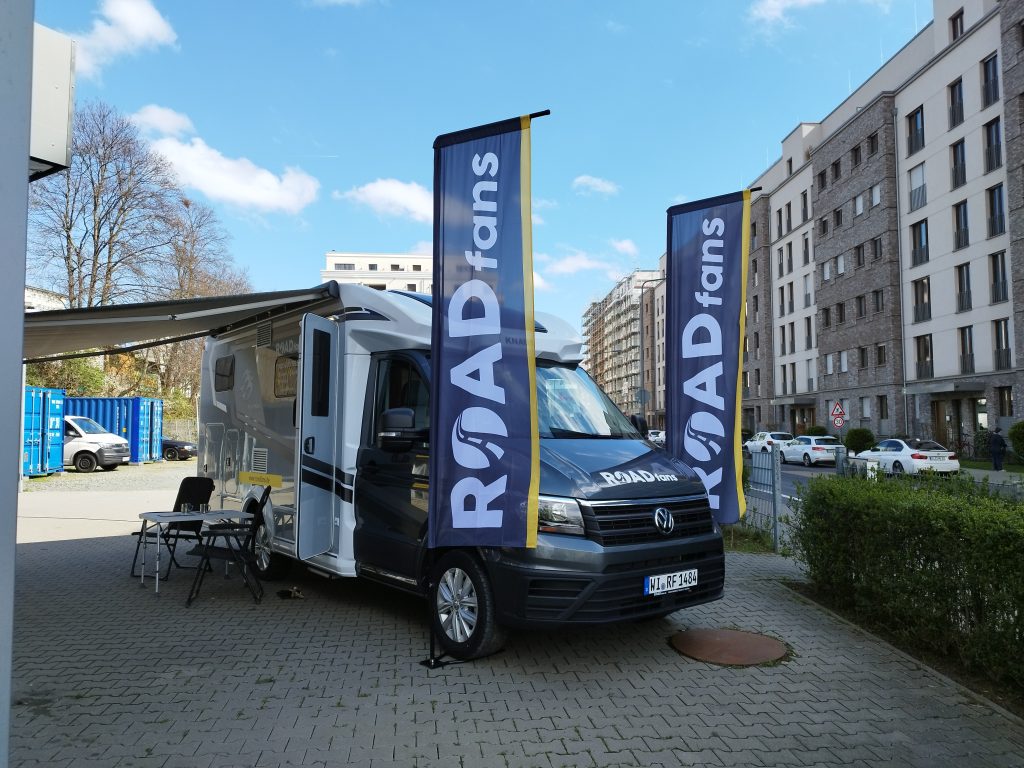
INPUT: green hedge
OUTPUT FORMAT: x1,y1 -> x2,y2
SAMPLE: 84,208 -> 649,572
793,475 -> 1024,687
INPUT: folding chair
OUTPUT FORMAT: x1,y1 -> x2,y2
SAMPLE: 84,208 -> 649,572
186,515 -> 264,606
130,476 -> 215,578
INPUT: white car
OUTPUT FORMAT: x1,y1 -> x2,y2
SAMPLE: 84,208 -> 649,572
781,435 -> 842,466
855,438 -> 960,476
743,431 -> 794,454
646,430 -> 666,446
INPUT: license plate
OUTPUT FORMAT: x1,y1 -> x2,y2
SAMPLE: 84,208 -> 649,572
644,569 -> 698,596
929,455 -> 944,461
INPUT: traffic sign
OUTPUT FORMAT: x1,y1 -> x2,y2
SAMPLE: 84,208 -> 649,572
831,402 -> 846,418
833,416 -> 846,429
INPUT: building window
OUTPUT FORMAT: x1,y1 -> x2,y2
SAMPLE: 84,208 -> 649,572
950,9 -> 964,42
819,217 -> 829,236
990,251 -> 1008,303
851,145 -> 862,167
996,386 -> 1013,417
836,301 -> 846,324
953,201 -> 969,250
907,106 -> 925,155
878,395 -> 889,419
949,78 -> 964,128
826,354 -> 834,375
959,326 -> 975,374
915,334 -> 934,379
839,350 -> 848,373
912,277 -> 931,322
776,209 -> 783,238
861,397 -> 871,418
823,260 -> 831,281
802,234 -> 810,265
833,208 -> 843,228
909,162 -> 926,211
786,242 -> 793,273
817,170 -> 827,190
955,263 -> 972,312
987,184 -> 1006,237
984,118 -> 1002,172
856,294 -> 867,318
801,191 -> 809,222
752,259 -> 758,288
835,253 -> 845,275
822,307 -> 831,328
873,289 -> 884,313
872,236 -> 882,260
950,139 -> 966,189
805,316 -> 813,349
868,132 -> 879,155
871,183 -> 881,206
368,264 -> 379,271
831,160 -> 842,181
854,243 -> 865,268
785,202 -> 792,232
391,264 -> 401,271
854,193 -> 864,216
982,53 -> 1000,108
787,158 -> 793,176
994,318 -> 1012,370
877,344 -> 887,366
413,264 -> 422,271
334,262 -> 355,270
859,347 -> 868,367
777,248 -> 784,279
911,219 -> 929,265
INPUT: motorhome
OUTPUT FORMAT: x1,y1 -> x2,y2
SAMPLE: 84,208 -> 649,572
198,282 -> 724,659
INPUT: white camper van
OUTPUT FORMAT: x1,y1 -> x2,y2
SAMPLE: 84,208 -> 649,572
198,283 -> 724,659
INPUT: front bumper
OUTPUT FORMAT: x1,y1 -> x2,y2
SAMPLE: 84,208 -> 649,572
484,530 -> 725,628
97,446 -> 129,466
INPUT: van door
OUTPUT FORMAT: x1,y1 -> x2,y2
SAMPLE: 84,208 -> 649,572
295,313 -> 340,560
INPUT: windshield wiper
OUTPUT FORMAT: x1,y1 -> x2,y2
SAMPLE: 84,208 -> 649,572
548,428 -> 623,439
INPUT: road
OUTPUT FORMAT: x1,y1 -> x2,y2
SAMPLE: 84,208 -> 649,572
778,459 -> 836,498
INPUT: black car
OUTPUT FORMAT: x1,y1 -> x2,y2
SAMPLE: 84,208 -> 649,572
161,438 -> 197,461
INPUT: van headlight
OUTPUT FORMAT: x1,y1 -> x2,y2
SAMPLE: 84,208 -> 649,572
537,495 -> 585,536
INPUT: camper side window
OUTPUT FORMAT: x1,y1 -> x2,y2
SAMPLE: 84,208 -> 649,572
214,355 -> 235,391
373,358 -> 429,443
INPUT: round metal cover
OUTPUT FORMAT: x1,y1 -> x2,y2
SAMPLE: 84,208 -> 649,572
670,628 -> 787,666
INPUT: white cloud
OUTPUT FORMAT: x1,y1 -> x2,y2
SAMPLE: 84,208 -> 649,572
73,0 -> 177,80
572,175 -> 620,197
533,198 -> 558,210
409,240 -> 432,256
748,0 -> 889,27
151,135 -> 319,214
610,239 -> 638,258
546,250 -> 614,276
131,105 -> 193,137
533,272 -> 552,292
342,179 -> 432,224
532,213 -> 546,226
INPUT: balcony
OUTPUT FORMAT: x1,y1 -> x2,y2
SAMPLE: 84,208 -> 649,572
907,131 -> 925,156
913,303 -> 931,323
950,163 -> 966,189
995,348 -> 1012,371
916,360 -> 934,379
988,215 -> 1006,238
983,79 -> 1000,108
985,144 -> 1002,172
911,245 -> 929,266
949,100 -> 964,129
954,228 -> 970,250
956,290 -> 972,313
991,280 -> 1009,303
960,353 -> 975,374
909,184 -> 927,212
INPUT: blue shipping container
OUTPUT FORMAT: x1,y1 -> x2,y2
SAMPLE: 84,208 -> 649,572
23,386 -> 65,476
64,397 -> 165,463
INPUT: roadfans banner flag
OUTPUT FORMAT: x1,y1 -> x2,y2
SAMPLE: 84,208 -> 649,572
429,115 -> 542,549
665,191 -> 750,525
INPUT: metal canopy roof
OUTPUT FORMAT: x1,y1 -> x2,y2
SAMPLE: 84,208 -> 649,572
22,283 -> 340,363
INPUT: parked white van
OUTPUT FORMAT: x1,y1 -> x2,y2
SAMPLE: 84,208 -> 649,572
63,415 -> 129,472
198,283 -> 724,659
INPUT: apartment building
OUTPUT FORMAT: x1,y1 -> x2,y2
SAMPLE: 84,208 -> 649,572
582,269 -> 660,418
320,251 -> 432,292
742,0 -> 1020,446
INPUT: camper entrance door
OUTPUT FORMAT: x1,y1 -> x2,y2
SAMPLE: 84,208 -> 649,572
295,313 -> 340,560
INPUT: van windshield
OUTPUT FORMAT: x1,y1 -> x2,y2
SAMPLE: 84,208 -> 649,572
70,417 -> 109,435
537,364 -> 641,439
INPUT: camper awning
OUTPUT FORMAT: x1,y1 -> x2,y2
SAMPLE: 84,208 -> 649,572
23,283 -> 341,362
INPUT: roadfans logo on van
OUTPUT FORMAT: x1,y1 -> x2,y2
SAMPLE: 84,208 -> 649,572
599,469 -> 679,487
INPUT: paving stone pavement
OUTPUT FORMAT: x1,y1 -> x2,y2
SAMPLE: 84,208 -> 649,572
11,523 -> 1024,767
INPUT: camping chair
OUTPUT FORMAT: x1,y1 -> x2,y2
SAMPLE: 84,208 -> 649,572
185,485 -> 268,606
130,476 -> 215,579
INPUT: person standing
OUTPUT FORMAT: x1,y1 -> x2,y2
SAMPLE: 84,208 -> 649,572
989,427 -> 1007,471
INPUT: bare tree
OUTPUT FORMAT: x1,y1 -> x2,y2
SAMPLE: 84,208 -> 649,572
28,100 -> 178,307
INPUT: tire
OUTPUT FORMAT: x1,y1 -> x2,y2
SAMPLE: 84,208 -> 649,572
780,452 -> 787,464
429,550 -> 506,660
803,453 -> 812,467
74,453 -> 97,473
163,447 -> 179,461
892,461 -> 905,475
251,512 -> 291,581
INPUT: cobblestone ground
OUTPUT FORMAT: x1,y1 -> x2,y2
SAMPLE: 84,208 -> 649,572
11,521 -> 1024,767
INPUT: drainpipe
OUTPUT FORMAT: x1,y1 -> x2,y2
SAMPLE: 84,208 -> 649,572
892,105 -> 912,437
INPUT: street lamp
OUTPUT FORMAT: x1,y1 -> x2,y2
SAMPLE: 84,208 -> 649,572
636,276 -> 666,429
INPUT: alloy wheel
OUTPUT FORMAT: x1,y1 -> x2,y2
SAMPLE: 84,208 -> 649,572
436,566 -> 478,643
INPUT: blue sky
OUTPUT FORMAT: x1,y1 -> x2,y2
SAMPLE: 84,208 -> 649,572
35,0 -> 930,331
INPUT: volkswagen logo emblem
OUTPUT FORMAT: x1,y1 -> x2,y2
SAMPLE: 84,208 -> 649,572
653,507 -> 675,534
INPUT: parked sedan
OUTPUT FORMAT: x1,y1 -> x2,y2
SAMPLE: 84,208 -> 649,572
781,435 -> 842,466
646,430 -> 666,446
855,438 -> 959,476
161,438 -> 197,461
743,431 -> 794,454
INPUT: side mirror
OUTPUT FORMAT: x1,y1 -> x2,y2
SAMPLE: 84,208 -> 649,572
630,414 -> 649,436
379,407 -> 425,453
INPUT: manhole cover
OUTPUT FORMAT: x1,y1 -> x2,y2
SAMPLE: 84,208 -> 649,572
670,628 -> 787,666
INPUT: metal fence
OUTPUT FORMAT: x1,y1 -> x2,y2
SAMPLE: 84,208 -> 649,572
163,418 -> 198,443
743,446 -> 785,552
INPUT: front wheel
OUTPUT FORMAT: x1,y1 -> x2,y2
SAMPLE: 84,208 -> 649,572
163,447 -> 178,461
251,513 -> 291,580
429,550 -> 506,660
74,453 -> 97,473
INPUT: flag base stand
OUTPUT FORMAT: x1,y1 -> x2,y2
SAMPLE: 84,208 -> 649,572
420,579 -> 463,670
